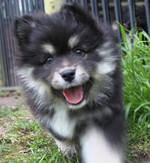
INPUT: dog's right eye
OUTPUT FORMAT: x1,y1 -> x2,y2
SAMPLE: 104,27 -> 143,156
74,49 -> 84,56
45,57 -> 53,64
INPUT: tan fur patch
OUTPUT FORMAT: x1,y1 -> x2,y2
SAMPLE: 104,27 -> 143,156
43,43 -> 56,54
68,35 -> 79,48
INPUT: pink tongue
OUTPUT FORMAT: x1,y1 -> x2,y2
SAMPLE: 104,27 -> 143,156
63,86 -> 83,104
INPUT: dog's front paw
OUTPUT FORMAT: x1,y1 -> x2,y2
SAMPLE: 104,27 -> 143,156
55,139 -> 77,157
63,146 -> 77,157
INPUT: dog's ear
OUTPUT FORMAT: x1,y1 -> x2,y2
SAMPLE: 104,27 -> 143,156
14,15 -> 36,46
61,3 -> 95,24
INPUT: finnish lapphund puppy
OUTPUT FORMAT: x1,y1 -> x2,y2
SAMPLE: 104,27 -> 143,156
14,3 -> 125,163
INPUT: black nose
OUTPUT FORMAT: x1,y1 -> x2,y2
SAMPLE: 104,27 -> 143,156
61,69 -> 75,82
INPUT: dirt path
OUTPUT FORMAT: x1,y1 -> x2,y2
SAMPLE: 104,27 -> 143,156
0,91 -> 24,107
0,96 -> 24,107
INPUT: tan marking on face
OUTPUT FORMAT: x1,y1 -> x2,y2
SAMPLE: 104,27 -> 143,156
43,43 -> 56,54
68,35 -> 79,48
61,61 -> 70,67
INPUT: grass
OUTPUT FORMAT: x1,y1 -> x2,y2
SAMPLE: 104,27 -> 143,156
121,26 -> 150,122
120,26 -> 150,162
0,105 -> 80,163
0,27 -> 150,163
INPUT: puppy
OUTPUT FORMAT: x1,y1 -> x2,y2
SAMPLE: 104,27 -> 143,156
14,3 -> 125,163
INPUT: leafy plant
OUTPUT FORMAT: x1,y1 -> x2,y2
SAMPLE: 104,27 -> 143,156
120,25 -> 150,122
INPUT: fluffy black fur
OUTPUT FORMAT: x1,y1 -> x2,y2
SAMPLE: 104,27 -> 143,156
14,3 -> 125,163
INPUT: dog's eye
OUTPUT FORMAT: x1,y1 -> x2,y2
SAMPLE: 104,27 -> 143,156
45,57 -> 53,64
74,49 -> 84,56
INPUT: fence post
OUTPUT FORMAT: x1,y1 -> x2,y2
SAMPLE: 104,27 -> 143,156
101,0 -> 110,25
113,0 -> 122,41
44,0 -> 64,14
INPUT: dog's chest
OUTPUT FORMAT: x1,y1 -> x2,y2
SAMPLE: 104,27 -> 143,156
50,106 -> 76,139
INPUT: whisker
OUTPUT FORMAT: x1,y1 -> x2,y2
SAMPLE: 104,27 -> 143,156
89,79 -> 96,87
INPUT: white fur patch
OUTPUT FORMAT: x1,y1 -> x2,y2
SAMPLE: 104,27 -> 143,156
16,67 -> 49,98
96,48 -> 114,57
95,61 -> 116,76
75,65 -> 89,84
43,43 -> 56,54
68,35 -> 79,48
80,127 -> 123,163
50,103 -> 76,138
51,71 -> 66,89
35,99 -> 77,138
55,139 -> 76,156
95,43 -> 118,77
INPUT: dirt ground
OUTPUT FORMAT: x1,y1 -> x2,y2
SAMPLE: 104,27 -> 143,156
0,95 -> 24,107
0,90 -> 25,107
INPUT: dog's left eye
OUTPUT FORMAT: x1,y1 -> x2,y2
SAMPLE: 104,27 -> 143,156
74,49 -> 84,56
45,57 -> 53,64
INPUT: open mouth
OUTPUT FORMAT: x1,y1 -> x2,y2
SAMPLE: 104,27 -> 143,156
63,85 -> 84,105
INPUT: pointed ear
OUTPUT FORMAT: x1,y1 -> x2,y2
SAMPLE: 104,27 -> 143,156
61,3 -> 95,24
14,15 -> 36,46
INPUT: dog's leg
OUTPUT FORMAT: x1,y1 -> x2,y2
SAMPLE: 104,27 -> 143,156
55,139 -> 77,157
80,127 -> 123,163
